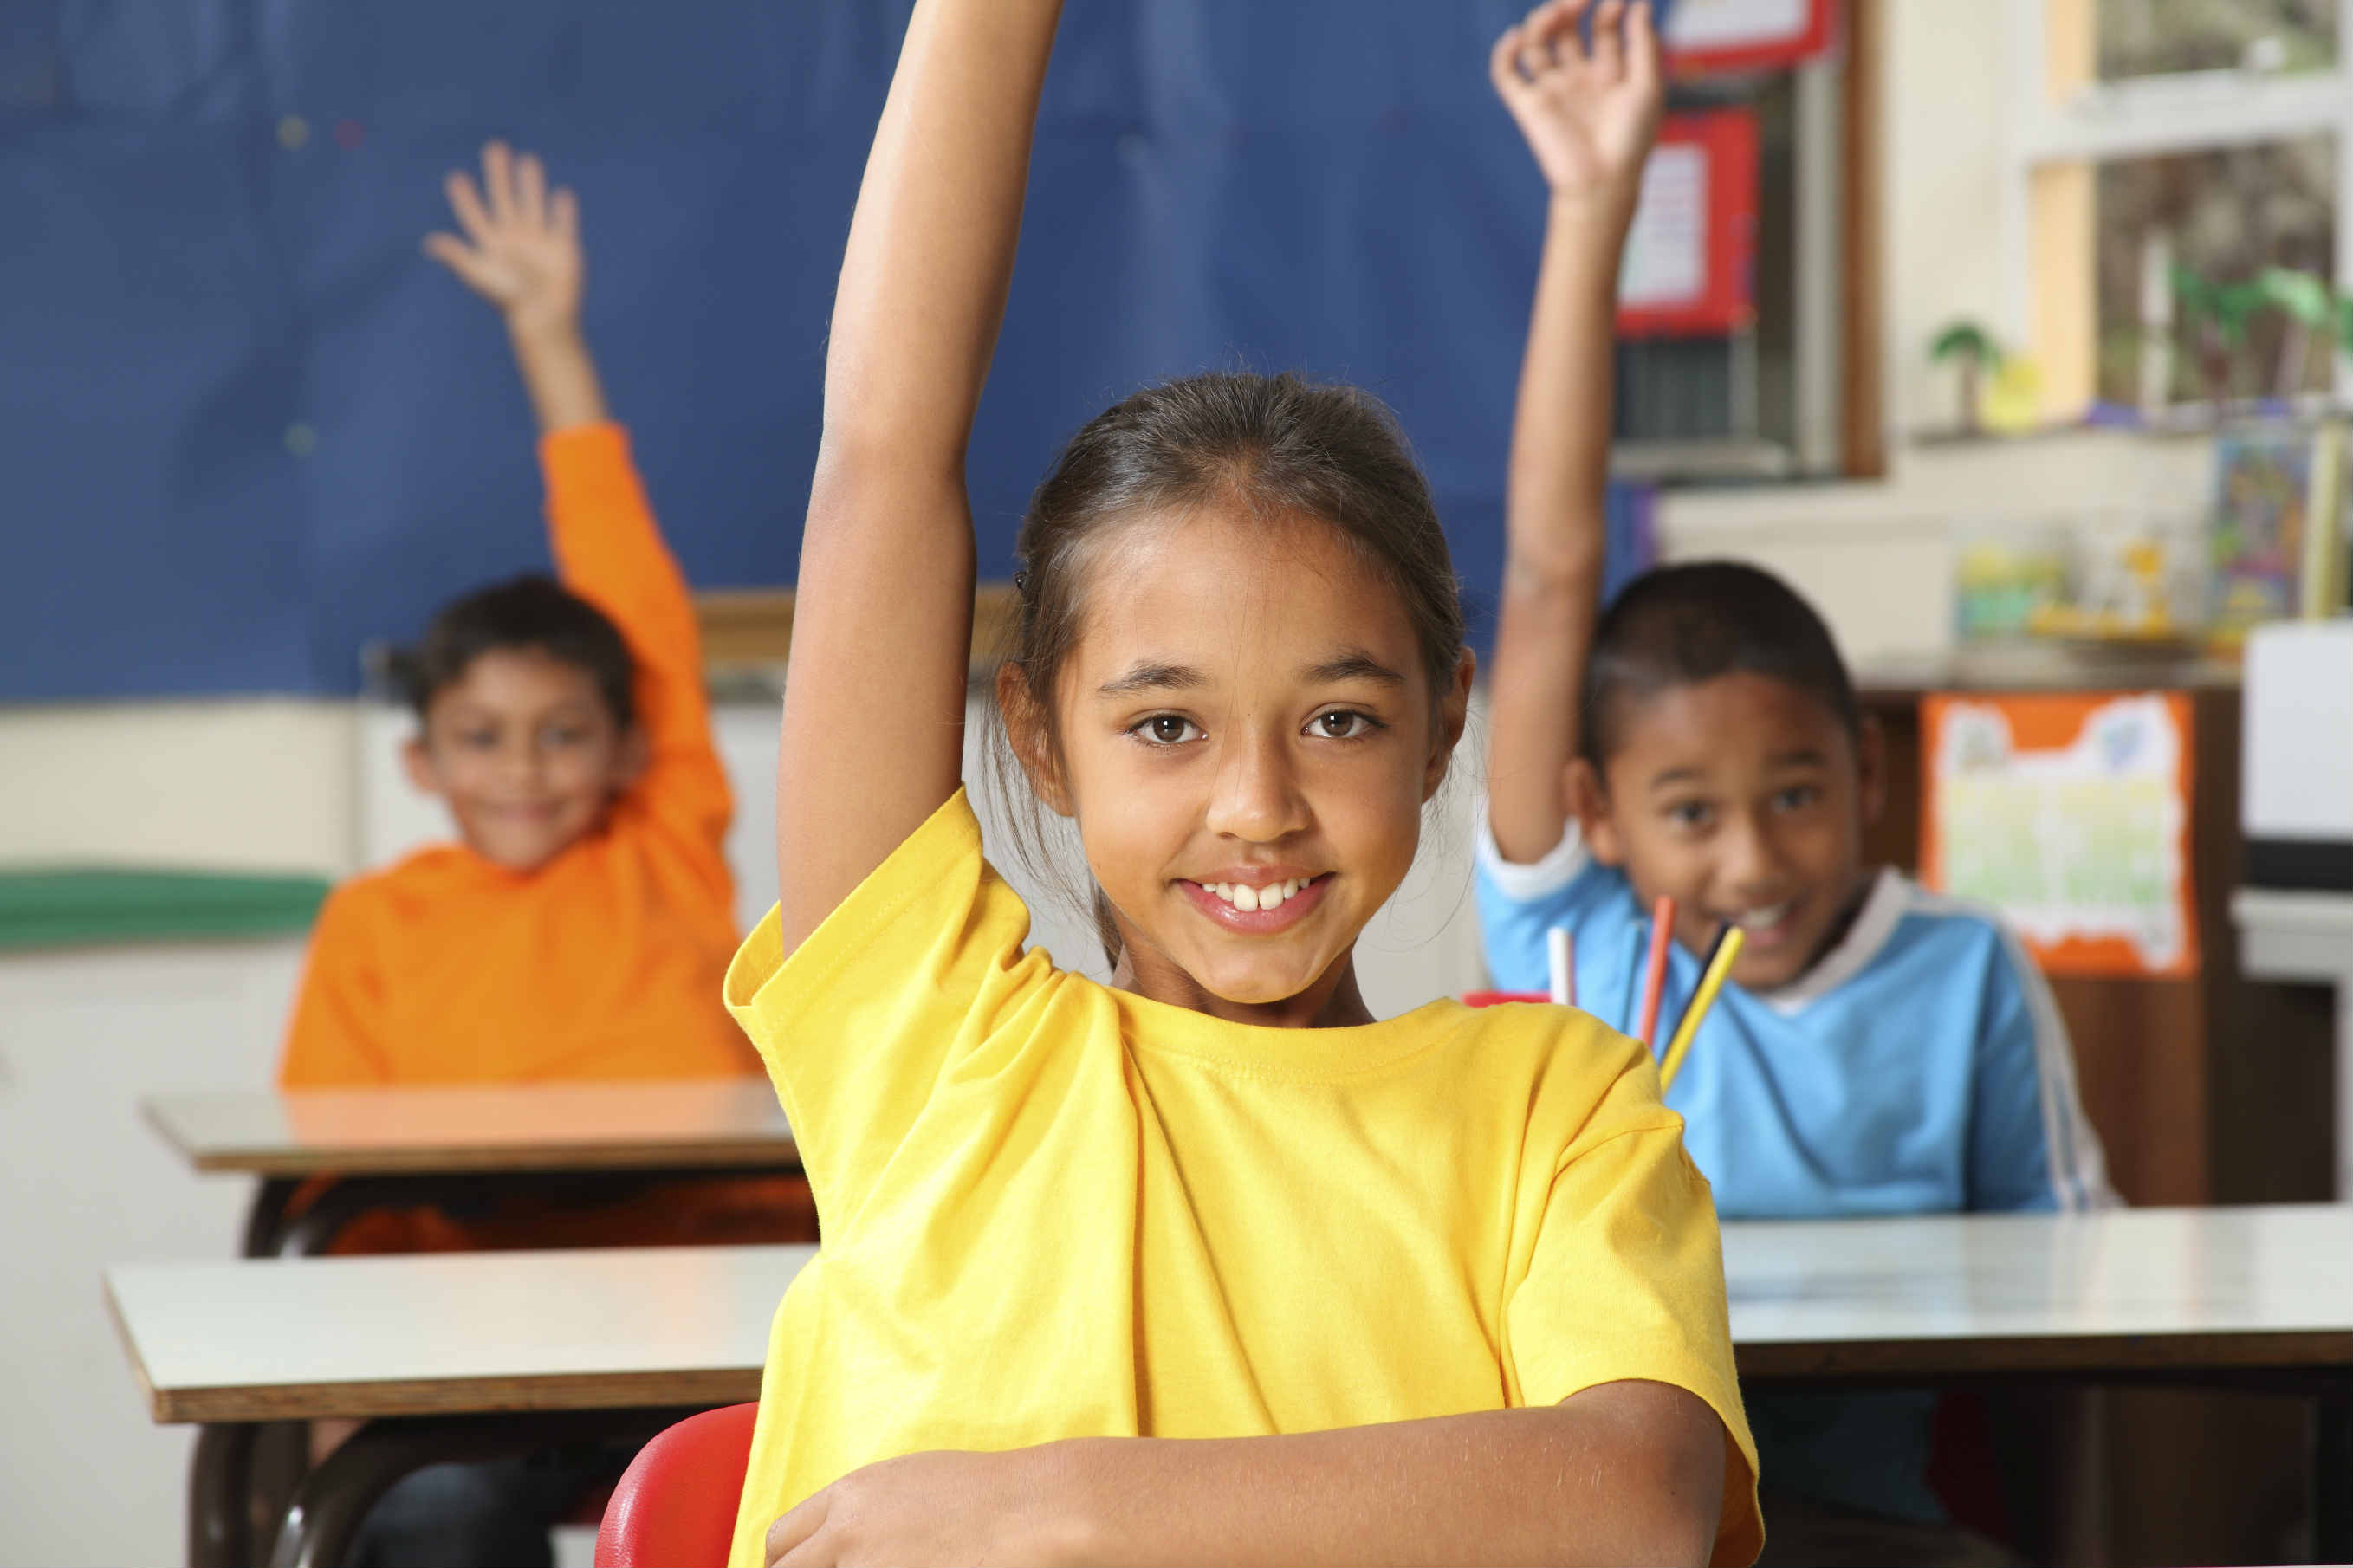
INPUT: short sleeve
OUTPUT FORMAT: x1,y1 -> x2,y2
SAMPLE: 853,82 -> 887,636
723,788 -> 1058,1235
1504,1062 -> 1763,1566
1472,809 -> 1620,992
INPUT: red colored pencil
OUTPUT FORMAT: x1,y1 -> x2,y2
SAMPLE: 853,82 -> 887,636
1636,894 -> 1676,1049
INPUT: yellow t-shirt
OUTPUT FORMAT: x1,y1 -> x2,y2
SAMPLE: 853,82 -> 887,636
723,791 -> 1762,1567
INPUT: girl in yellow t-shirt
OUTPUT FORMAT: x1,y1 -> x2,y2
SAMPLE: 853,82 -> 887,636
729,1 -> 1760,1564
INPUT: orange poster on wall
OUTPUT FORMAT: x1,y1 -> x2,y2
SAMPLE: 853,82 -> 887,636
1921,691 -> 2198,979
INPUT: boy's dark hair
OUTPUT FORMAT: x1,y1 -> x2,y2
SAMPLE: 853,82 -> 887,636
388,574 -> 637,729
991,370 -> 1465,961
1583,560 -> 1858,768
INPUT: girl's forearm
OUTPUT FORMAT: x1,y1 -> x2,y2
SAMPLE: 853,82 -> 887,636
1488,195 -> 1637,861
1041,1386 -> 1724,1568
820,0 -> 1066,469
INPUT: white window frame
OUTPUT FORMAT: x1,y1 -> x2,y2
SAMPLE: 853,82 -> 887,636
2000,0 -> 2353,403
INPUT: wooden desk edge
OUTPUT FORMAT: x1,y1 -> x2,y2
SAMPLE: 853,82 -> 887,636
100,1275 -> 166,1423
1737,1328 -> 2353,1381
183,1137 -> 801,1177
150,1367 -> 767,1425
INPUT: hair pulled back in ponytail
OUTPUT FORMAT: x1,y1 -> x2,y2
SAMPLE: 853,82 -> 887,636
986,371 -> 1466,965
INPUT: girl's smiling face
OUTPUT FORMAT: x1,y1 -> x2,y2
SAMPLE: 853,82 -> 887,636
1013,507 -> 1472,1027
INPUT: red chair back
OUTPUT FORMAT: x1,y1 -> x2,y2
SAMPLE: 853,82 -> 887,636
595,1402 -> 761,1568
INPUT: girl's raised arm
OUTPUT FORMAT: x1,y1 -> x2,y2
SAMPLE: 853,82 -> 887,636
1485,0 -> 1660,864
774,0 -> 1066,954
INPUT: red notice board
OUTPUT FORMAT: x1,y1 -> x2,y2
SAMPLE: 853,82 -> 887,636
1616,110 -> 1758,339
1666,0 -> 1838,76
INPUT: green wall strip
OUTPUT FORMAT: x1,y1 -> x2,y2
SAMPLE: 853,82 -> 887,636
0,869 -> 330,951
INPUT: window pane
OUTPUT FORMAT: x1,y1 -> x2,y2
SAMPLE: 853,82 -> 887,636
2097,0 -> 2336,80
2093,136 -> 2336,409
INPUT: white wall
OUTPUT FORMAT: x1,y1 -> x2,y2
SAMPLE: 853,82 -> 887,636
0,700 -> 359,875
0,936 -> 308,1568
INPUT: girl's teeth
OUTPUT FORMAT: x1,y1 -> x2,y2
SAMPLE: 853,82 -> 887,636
1206,878 -> 1313,911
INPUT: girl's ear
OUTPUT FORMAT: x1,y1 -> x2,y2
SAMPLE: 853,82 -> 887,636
996,662 -> 1074,817
1856,713 -> 1888,830
1421,648 -> 1478,801
1565,756 -> 1626,865
402,734 -> 444,799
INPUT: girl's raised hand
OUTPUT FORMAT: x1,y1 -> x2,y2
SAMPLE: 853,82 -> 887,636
1490,0 -> 1664,206
424,140 -> 584,339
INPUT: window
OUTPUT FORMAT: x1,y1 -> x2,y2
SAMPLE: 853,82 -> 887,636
2097,0 -> 2335,81
2006,0 -> 2353,418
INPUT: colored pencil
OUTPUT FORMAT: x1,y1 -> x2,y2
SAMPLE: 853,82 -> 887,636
1658,924 -> 1745,1092
1635,894 -> 1676,1048
1546,927 -> 1575,1008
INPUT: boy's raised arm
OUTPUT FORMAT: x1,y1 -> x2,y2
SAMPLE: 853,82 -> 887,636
1485,0 -> 1662,865
427,146 -> 729,850
771,0 -> 1066,953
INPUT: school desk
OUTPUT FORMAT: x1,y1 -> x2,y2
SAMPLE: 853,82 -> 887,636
108,1207 -> 2353,1568
142,1079 -> 800,1256
2233,886 -> 2353,1200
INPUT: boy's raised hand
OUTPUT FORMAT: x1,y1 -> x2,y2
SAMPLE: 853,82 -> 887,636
425,140 -> 606,433
424,141 -> 584,340
1490,0 -> 1664,207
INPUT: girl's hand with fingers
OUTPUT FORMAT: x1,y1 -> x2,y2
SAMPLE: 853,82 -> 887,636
764,1448 -> 1084,1568
1490,0 -> 1664,211
424,139 -> 585,341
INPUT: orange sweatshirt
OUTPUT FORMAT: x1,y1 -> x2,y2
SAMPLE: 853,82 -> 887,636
280,424 -> 759,1087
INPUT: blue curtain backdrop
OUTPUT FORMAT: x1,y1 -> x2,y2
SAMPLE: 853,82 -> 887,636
2,0 -> 1658,701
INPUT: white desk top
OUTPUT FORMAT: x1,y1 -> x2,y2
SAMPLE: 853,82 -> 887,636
2233,885 -> 2353,982
1723,1204 -> 2353,1377
107,1206 -> 2353,1424
107,1244 -> 816,1422
142,1079 -> 796,1176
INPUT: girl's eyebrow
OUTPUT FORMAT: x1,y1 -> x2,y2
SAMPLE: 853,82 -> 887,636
1096,651 -> 1406,697
1097,662 -> 1204,697
1302,652 -> 1407,687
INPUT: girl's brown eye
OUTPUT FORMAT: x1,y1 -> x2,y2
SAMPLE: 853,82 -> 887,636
1144,716 -> 1196,744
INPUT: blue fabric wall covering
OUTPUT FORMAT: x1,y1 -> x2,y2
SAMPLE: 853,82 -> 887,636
4,0 -> 1655,701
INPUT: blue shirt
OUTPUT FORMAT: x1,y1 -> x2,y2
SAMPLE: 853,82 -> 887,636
1475,819 -> 2112,1521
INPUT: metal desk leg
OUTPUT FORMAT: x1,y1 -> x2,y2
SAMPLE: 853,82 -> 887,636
2318,1383 -> 2352,1565
264,1408 -> 692,1568
190,1422 -> 256,1568
241,1178 -> 299,1259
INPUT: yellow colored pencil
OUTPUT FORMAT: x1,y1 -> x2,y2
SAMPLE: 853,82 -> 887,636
1658,926 -> 1745,1092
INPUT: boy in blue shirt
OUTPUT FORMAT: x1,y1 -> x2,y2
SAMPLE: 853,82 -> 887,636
1484,10 -> 2112,1559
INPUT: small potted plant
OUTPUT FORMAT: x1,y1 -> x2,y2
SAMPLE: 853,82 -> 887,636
1929,320 -> 2004,437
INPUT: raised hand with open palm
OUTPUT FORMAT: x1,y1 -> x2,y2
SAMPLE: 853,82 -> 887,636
424,140 -> 606,433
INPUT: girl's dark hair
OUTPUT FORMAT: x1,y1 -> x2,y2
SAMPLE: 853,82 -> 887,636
1581,560 -> 1858,768
386,573 -> 637,729
990,370 -> 1465,962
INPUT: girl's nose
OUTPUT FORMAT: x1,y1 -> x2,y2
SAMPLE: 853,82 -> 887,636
1204,731 -> 1309,843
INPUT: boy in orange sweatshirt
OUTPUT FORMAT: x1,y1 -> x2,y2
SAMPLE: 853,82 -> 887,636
281,143 -> 806,1568
285,140 -> 757,1096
